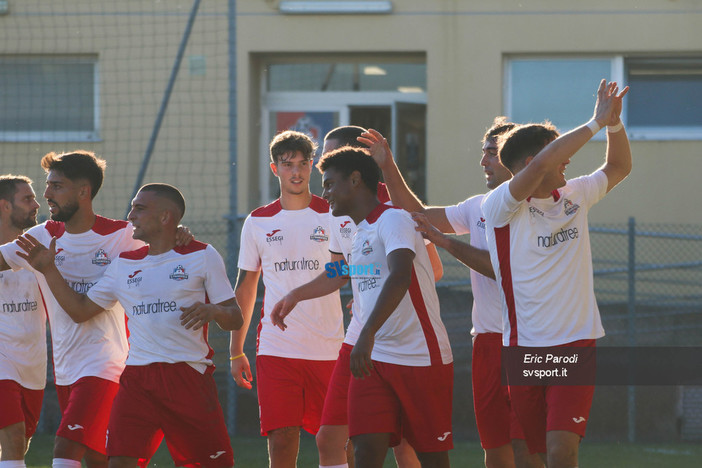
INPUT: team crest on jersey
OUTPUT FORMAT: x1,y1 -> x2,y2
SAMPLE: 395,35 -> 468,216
169,265 -> 189,281
361,240 -> 373,256
265,229 -> 284,245
55,248 -> 66,266
310,226 -> 329,243
339,221 -> 353,239
91,249 -> 111,266
563,198 -> 580,216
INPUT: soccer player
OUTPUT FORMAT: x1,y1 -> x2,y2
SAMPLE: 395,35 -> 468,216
0,151 -> 191,468
15,183 -> 241,468
317,146 -> 454,468
360,122 -> 543,468
0,175 -> 45,467
481,80 -> 631,468
271,125 -> 441,468
230,131 -> 344,468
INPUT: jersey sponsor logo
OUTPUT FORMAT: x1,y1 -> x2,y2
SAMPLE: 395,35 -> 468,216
55,248 -> 66,266
476,217 -> 486,230
127,270 -> 143,288
132,299 -> 178,315
356,277 -> 379,293
339,221 -> 353,239
169,265 -> 189,281
265,229 -> 284,245
91,248 -> 111,266
2,300 -> 39,313
564,198 -> 580,216
209,451 -> 227,460
273,257 -> 320,272
529,206 -> 545,218
325,260 -> 381,279
361,240 -> 373,256
67,424 -> 84,431
310,226 -> 329,242
572,416 -> 586,423
67,279 -> 97,294
437,431 -> 451,441
537,227 -> 579,248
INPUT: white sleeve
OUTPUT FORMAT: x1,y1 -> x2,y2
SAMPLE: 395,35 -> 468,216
445,195 -> 482,236
204,245 -> 236,304
481,181 -> 522,228
568,170 -> 608,209
236,216 -> 261,272
0,224 -> 49,272
379,210 -> 418,256
86,262 -> 119,310
328,215 -> 343,254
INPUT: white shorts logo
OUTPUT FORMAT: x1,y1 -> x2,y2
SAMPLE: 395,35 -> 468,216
572,417 -> 586,424
437,431 -> 451,441
67,424 -> 84,431
209,451 -> 226,459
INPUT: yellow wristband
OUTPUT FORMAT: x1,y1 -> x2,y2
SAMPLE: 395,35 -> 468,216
230,353 -> 246,361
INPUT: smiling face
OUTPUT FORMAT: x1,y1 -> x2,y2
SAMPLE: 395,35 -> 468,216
10,182 -> 40,230
321,167 -> 354,218
480,137 -> 513,190
127,190 -> 164,243
43,171 -> 83,222
271,151 -> 312,197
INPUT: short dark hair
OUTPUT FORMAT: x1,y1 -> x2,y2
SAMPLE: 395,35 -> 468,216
483,116 -> 516,143
139,183 -> 186,221
269,130 -> 318,164
0,174 -> 33,203
316,146 -> 380,193
40,150 -> 106,199
498,123 -> 559,172
324,126 -> 367,149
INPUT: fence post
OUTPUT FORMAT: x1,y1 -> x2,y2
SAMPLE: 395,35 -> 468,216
226,0 -> 239,437
627,216 -> 636,442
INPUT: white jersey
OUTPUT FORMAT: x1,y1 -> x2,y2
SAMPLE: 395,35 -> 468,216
481,170 -> 608,347
238,195 -> 343,360
445,194 -> 503,337
351,204 -> 452,367
0,268 -> 47,390
87,241 -> 235,374
328,183 -> 392,346
0,216 -> 138,385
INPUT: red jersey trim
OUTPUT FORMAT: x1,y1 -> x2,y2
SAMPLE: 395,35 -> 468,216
252,200 -> 283,217
408,265 -> 442,365
45,221 -> 66,239
377,183 -> 391,204
174,240 -> 208,255
365,203 -> 400,225
309,194 -> 330,214
92,216 -> 129,235
119,246 -> 149,260
494,225 -> 519,346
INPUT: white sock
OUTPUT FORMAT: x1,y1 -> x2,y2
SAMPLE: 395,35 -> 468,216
0,461 -> 27,468
319,465 -> 349,468
52,459 -> 82,468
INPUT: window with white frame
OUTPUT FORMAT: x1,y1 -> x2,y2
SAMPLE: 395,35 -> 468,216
505,55 -> 702,140
0,56 -> 99,142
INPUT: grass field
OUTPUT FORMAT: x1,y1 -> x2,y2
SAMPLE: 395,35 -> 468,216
22,433 -> 702,467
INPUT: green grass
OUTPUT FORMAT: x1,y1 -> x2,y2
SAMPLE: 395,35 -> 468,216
24,434 -> 702,467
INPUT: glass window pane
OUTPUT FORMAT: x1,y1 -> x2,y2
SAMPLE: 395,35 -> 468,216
627,58 -> 702,127
508,58 -> 612,132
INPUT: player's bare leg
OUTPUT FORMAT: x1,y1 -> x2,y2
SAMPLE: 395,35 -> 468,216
511,439 -> 544,468
53,437 -> 107,468
483,443 -> 515,468
392,437 -> 420,468
0,421 -> 28,460
316,424 -> 353,467
352,433 -> 390,468
268,426 -> 300,468
545,431 -> 580,468
415,450 -> 450,468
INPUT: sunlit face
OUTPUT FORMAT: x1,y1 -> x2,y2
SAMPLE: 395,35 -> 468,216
127,190 -> 164,242
480,137 -> 513,190
44,171 -> 82,222
271,151 -> 313,196
322,167 -> 354,218
10,182 -> 40,230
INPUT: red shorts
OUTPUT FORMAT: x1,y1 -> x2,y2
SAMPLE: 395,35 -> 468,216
0,380 -> 44,438
56,376 -> 119,454
472,333 -> 524,449
348,361 -> 454,453
507,339 -> 596,454
107,363 -> 233,467
256,355 -> 336,436
320,343 -> 353,426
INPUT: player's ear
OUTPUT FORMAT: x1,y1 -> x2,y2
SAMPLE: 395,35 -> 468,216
78,183 -> 91,200
350,170 -> 361,187
270,161 -> 278,177
0,198 -> 10,214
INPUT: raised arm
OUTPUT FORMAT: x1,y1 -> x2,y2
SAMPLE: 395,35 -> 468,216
350,248 -> 415,378
229,268 -> 260,389
270,252 -> 348,331
359,129 -> 455,233
599,104 -> 632,193
508,80 -> 629,202
15,234 -> 104,322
